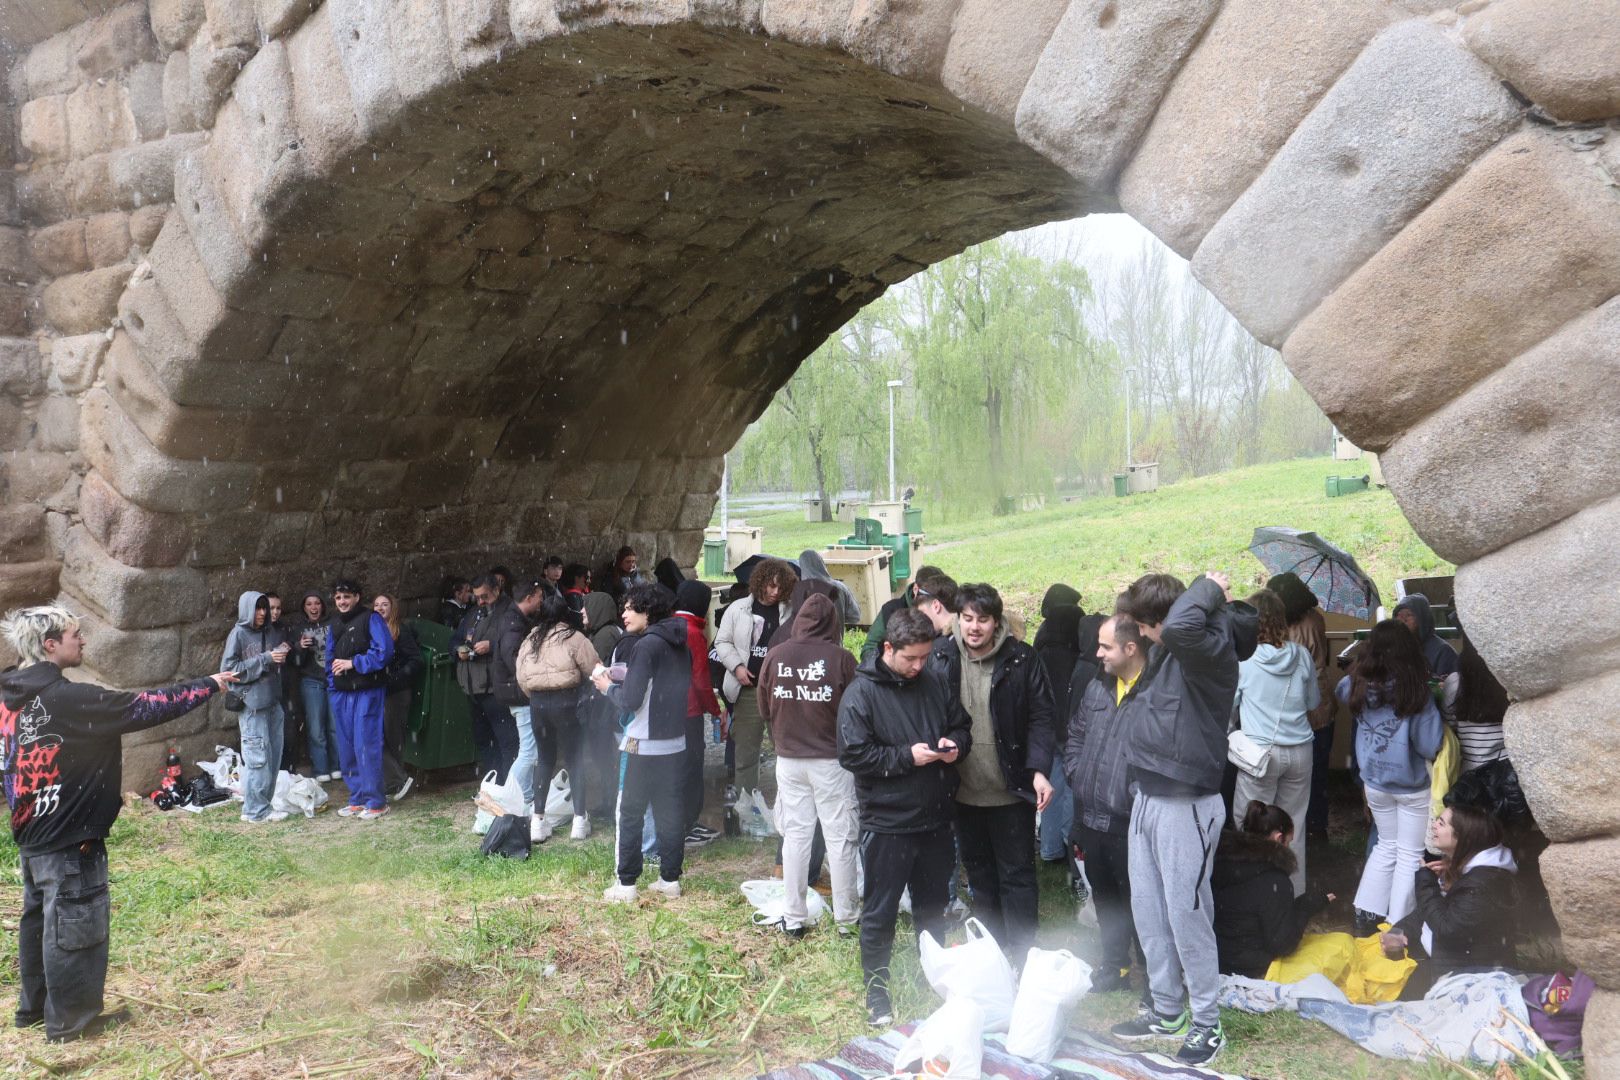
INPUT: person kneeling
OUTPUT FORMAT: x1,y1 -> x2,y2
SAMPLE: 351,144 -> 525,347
1381,803 -> 1518,999
1212,802 -> 1333,978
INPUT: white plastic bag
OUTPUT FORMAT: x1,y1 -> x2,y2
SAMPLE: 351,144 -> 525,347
543,770 -> 574,828
893,997 -> 985,1079
918,918 -> 1018,1033
739,879 -> 828,926
472,770 -> 526,835
1004,948 -> 1092,1063
272,771 -> 329,818
739,788 -> 776,839
198,745 -> 243,794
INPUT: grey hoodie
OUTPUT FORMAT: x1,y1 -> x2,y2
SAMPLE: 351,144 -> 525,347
1394,595 -> 1459,678
221,591 -> 288,711
798,549 -> 862,626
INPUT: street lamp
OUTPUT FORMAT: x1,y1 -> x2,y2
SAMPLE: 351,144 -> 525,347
886,379 -> 904,502
1123,367 -> 1137,471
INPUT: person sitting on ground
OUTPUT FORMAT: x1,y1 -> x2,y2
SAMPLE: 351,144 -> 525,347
1233,589 -> 1320,893
1393,594 -> 1459,678
1342,620 -> 1446,931
592,583 -> 692,903
221,591 -> 292,824
517,594 -> 600,844
1,605 -> 235,1043
1440,634 -> 1509,775
1267,573 -> 1337,841
1382,803 -> 1518,999
1212,802 -> 1334,979
859,565 -> 950,665
1064,613 -> 1148,993
758,594 -> 860,938
798,549 -> 862,627
837,608 -> 972,1028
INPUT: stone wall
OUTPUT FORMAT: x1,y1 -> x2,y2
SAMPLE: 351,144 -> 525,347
0,1 -> 1618,1065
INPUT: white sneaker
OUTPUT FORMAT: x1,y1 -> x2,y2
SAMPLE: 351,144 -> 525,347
239,812 -> 289,823
391,776 -> 414,802
530,813 -> 551,844
647,878 -> 681,900
570,815 -> 591,840
603,883 -> 639,903
315,774 -> 332,783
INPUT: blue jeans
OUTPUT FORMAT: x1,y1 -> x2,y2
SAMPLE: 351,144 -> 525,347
510,706 -> 537,808
301,678 -> 337,776
1039,766 -> 1074,861
239,703 -> 285,820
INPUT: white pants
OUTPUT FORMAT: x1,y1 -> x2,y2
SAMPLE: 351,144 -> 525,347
1233,740 -> 1313,895
774,756 -> 861,927
1354,785 -> 1431,925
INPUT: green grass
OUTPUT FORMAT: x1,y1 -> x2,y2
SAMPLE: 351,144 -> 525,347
720,456 -> 1450,624
0,791 -> 1580,1079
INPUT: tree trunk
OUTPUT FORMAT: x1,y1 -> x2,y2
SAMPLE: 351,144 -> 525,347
986,381 -> 1007,510
809,430 -> 833,522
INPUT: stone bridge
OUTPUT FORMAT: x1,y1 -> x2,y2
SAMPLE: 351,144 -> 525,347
0,0 -> 1617,1057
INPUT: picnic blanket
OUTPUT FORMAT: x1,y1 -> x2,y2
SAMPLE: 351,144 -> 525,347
1219,973 -> 1349,1013
752,1026 -> 1255,1080
1296,970 -> 1538,1065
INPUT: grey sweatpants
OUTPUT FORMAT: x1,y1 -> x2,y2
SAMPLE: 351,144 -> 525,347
1128,788 -> 1224,1027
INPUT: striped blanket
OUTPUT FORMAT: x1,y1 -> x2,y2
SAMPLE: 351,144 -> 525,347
753,1027 -> 1253,1080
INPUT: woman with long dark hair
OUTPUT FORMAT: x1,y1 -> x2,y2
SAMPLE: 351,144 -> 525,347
516,594 -> 600,843
1340,619 -> 1445,926
1382,803 -> 1518,998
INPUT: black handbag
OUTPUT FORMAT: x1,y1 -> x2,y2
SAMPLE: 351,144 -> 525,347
223,690 -> 246,713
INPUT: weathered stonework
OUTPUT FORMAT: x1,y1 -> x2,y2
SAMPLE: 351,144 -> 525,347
0,5 -> 1618,1056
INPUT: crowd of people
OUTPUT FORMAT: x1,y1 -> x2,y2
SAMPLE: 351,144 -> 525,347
0,544 -> 1538,1064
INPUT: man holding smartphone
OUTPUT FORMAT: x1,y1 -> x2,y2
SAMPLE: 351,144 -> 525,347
837,608 -> 972,1028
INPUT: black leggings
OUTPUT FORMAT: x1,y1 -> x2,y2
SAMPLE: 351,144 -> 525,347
532,689 -> 586,816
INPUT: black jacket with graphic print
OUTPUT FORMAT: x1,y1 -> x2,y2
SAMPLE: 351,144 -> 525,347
0,662 -> 217,856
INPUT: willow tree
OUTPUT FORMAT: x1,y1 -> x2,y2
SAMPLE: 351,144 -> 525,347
899,237 -> 1097,513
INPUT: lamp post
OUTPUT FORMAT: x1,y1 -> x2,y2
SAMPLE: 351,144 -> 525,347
886,379 -> 904,502
1123,367 -> 1137,471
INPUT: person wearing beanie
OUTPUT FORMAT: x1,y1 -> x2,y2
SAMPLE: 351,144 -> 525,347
674,579 -> 722,843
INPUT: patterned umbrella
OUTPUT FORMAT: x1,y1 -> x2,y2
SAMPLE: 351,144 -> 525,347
1248,526 -> 1381,621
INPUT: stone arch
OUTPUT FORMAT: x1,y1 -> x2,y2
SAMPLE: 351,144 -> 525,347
2,0 -> 1620,1059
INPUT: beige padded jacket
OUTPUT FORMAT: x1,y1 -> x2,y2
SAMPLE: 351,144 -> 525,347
515,626 -> 598,694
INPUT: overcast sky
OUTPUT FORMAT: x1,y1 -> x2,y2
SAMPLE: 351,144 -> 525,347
1011,213 -> 1194,284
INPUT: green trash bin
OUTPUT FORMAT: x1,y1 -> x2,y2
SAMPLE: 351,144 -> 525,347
702,538 -> 727,577
1113,473 -> 1128,498
403,618 -> 476,772
903,506 -> 923,535
882,533 -> 912,590
1326,474 -> 1370,498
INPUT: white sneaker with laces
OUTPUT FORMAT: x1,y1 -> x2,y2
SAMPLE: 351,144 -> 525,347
603,883 -> 639,903
391,776 -> 414,802
648,878 -> 681,899
530,813 -> 551,844
315,774 -> 332,783
570,814 -> 591,840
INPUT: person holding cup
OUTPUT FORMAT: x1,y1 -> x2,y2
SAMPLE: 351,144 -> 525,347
221,591 -> 293,823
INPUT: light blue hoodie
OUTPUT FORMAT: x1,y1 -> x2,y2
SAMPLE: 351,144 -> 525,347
1237,641 -> 1319,746
1338,675 -> 1445,793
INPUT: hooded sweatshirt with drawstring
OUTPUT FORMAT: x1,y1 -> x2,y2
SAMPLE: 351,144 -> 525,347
1235,641 -> 1320,747
797,549 -> 862,627
1393,595 -> 1459,678
757,594 -> 857,759
221,591 -> 288,712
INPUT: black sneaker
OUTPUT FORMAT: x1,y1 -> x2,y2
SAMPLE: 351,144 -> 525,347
1354,908 -> 1384,938
1090,966 -> 1133,994
770,917 -> 807,940
866,989 -> 893,1028
14,1011 -> 42,1030
1110,1007 -> 1189,1041
683,827 -> 714,847
690,823 -> 719,838
1175,1021 -> 1226,1066
47,1008 -> 131,1044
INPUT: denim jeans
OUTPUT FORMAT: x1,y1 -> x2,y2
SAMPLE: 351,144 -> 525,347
301,677 -> 337,776
510,705 -> 537,808
1039,766 -> 1074,861
239,703 -> 285,821
18,841 -> 110,1040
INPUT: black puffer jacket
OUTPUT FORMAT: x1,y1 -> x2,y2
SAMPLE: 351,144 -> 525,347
1126,577 -> 1259,795
837,655 -> 973,834
927,632 -> 1057,801
1393,855 -> 1519,976
1212,829 -> 1328,978
604,617 -> 691,746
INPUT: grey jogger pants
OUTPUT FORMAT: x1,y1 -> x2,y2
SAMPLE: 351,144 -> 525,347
1128,788 -> 1224,1027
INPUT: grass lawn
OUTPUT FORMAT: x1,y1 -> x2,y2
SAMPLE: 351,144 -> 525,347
0,785 -> 1579,1079
716,456 -> 1451,623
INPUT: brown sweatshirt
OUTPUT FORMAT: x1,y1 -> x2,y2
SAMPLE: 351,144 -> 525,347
757,594 -> 857,759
